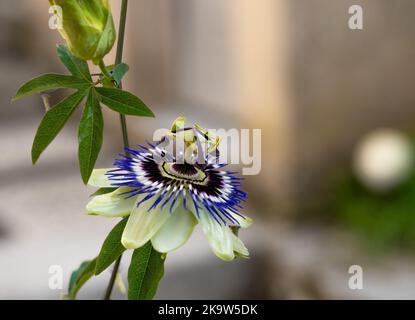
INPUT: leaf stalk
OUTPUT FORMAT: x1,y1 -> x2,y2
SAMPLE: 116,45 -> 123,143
103,0 -> 129,300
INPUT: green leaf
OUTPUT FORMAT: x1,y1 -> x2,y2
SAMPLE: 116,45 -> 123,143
128,242 -> 166,300
31,89 -> 87,164
67,258 -> 97,300
78,90 -> 104,184
57,44 -> 92,82
112,63 -> 129,85
13,74 -> 90,101
90,187 -> 118,197
95,218 -> 128,275
102,77 -> 115,88
96,87 -> 154,117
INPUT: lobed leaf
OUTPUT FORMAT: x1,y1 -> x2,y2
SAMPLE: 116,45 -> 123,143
31,89 -> 88,164
78,90 -> 104,184
13,74 -> 90,101
95,217 -> 128,275
95,87 -> 154,117
57,44 -> 92,82
128,242 -> 165,300
112,63 -> 129,85
67,258 -> 97,300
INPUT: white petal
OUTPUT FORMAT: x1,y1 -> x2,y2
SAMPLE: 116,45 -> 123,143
229,212 -> 253,229
184,193 -> 198,217
151,205 -> 197,253
88,168 -> 114,187
199,210 -> 234,261
186,194 -> 252,230
86,187 -> 135,217
230,232 -> 249,257
121,197 -> 171,250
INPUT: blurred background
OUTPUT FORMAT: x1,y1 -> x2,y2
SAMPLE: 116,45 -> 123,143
2,0 -> 415,299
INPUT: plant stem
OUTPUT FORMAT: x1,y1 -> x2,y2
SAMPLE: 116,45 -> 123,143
103,255 -> 122,300
103,0 -> 129,300
40,93 -> 51,112
98,60 -> 112,79
115,0 -> 130,150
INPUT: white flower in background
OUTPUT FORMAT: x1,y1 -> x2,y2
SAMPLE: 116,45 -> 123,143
86,118 -> 252,261
354,128 -> 413,192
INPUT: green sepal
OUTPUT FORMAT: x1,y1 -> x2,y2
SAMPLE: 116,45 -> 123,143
90,187 -> 118,197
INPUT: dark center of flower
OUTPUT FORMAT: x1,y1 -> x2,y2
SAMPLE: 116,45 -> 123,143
171,163 -> 198,176
161,162 -> 207,184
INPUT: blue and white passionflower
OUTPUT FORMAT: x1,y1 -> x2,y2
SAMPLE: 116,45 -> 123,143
86,118 -> 252,261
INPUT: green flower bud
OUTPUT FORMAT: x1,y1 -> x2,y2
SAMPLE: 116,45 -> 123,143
49,0 -> 116,64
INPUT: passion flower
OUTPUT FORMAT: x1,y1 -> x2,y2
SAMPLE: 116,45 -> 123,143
86,118 -> 252,261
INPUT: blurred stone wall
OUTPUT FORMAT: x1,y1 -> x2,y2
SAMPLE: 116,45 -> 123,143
288,0 -> 415,207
